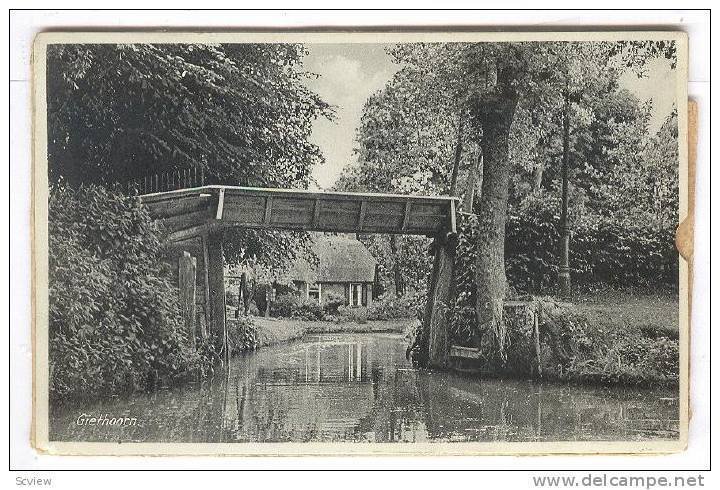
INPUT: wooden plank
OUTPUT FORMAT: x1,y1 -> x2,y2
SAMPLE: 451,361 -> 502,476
167,224 -> 208,243
222,196 -> 265,223
401,201 -> 412,231
201,234 -> 211,337
141,187 -> 214,205
449,199 -> 457,234
263,196 -> 273,224
532,311 -> 542,379
221,185 -> 458,205
215,187 -> 225,220
142,185 -> 457,212
143,194 -> 212,219
312,199 -> 321,227
178,251 -> 197,350
424,237 -> 455,369
206,232 -> 227,362
271,200 -> 314,225
159,207 -> 214,232
449,345 -> 481,360
142,185 -> 460,236
358,200 -> 367,231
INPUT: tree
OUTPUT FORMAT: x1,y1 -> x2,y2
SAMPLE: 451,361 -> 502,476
451,41 -> 673,357
350,40 -> 678,361
47,43 -> 333,274
47,43 -> 331,187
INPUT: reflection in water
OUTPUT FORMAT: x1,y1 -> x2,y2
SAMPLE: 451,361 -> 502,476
50,333 -> 679,443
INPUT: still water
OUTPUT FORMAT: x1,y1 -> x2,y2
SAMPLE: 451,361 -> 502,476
50,333 -> 679,443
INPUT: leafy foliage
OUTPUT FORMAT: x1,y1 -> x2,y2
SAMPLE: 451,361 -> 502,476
347,41 -> 679,367
346,42 -> 679,302
459,299 -> 678,386
322,293 -> 346,316
47,42 -> 330,275
336,305 -> 368,324
542,301 -> 679,386
268,293 -> 324,320
47,43 -> 332,188
454,194 -> 678,297
292,299 -> 325,321
48,183 -> 200,398
269,293 -> 299,318
227,316 -> 259,355
367,294 -> 417,321
564,336 -> 679,386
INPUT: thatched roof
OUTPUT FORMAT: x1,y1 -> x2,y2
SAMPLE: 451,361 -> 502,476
290,235 -> 377,284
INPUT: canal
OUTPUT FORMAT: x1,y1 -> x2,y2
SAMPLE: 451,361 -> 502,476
50,332 -> 679,443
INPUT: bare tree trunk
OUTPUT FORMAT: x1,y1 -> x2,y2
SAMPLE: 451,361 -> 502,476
558,86 -> 571,298
532,163 -> 544,192
474,93 -> 519,363
449,116 -> 464,195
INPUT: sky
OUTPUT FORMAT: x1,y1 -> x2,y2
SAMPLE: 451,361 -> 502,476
303,44 -> 397,189
302,44 -> 678,190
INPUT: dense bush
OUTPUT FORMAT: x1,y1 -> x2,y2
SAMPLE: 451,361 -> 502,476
269,294 -> 298,318
456,195 -> 679,296
292,299 -> 325,321
227,316 -> 259,355
508,196 -> 678,292
269,294 -> 324,320
336,305 -> 368,324
563,336 -> 679,386
367,294 -> 417,320
322,293 -> 346,316
48,184 -> 200,398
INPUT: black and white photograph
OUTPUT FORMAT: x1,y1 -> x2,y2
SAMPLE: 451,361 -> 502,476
31,31 -> 689,455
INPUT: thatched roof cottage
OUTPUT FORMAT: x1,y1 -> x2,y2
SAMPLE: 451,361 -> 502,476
289,235 -> 377,307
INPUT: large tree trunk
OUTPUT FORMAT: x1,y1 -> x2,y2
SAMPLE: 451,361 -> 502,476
474,94 -> 519,362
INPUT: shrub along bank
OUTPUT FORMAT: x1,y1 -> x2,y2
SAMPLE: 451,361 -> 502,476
48,184 -> 205,399
456,195 -> 678,296
267,292 -> 418,324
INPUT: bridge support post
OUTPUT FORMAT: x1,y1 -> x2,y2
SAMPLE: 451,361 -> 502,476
204,231 -> 228,364
178,251 -> 197,350
422,233 -> 456,369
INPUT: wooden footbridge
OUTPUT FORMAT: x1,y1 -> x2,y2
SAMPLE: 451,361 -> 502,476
140,185 -> 460,368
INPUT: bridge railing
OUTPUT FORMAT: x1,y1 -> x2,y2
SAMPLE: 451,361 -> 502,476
127,166 -> 207,195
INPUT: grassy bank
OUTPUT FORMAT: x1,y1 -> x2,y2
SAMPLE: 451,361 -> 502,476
234,316 -> 415,349
573,290 -> 679,340
489,291 -> 680,387
560,291 -> 679,387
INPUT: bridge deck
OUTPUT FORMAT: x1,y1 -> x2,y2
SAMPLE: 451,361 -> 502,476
141,185 -> 458,241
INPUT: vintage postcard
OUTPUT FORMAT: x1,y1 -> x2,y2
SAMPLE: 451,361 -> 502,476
32,30 -> 689,456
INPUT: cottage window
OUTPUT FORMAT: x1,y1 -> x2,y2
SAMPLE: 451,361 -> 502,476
350,283 -> 363,307
307,283 -> 321,304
